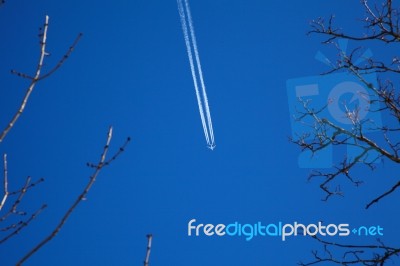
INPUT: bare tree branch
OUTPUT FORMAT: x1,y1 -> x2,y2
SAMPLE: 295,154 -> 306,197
144,234 -> 153,266
0,15 -> 82,144
0,15 -> 50,143
292,43 -> 400,205
366,179 -> 400,208
0,204 -> 47,244
36,32 -> 83,81
0,12 -> 136,266
299,236 -> 400,266
0,154 -> 9,211
0,174 -> 46,244
16,127 -> 130,265
0,176 -> 37,222
309,0 -> 400,43
294,1 -> 400,264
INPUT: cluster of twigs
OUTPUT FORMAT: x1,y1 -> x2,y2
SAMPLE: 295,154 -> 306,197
310,0 -> 400,44
299,236 -> 400,266
293,0 -> 400,265
16,127 -> 130,265
0,14 -> 80,254
0,15 -> 138,265
292,0 -> 400,209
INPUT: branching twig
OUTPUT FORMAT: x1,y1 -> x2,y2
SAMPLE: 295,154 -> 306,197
293,1 -> 400,265
299,235 -> 400,265
309,0 -> 400,43
0,15 -> 82,144
0,16 -> 50,143
8,178 -> 44,196
37,32 -> 83,81
292,4 -> 400,204
1,176 -> 33,222
0,204 -> 47,244
0,174 -> 46,242
16,127 -> 130,265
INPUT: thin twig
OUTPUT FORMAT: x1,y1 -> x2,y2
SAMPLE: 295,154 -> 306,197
37,33 -> 83,81
366,180 -> 400,209
0,176 -> 32,222
0,176 -> 45,241
86,137 -> 131,168
299,235 -> 400,265
144,234 -> 153,266
0,204 -> 47,244
0,154 -> 8,211
8,178 -> 44,196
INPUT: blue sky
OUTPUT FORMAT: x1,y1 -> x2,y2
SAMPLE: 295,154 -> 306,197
0,0 -> 399,265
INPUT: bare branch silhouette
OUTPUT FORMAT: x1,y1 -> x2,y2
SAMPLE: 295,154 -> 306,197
144,234 -> 153,266
366,180 -> 400,209
0,15 -> 82,143
0,154 -> 9,211
291,0 -> 400,264
0,175 -> 45,243
0,204 -> 47,245
299,236 -> 400,265
292,0 -> 400,209
310,0 -> 400,43
16,127 -> 130,265
0,12 -> 132,266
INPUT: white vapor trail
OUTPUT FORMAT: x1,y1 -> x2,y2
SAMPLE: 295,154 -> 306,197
177,0 -> 216,150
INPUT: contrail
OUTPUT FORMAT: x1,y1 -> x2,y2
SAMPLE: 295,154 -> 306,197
177,0 -> 216,150
183,0 -> 215,147
177,0 -> 210,145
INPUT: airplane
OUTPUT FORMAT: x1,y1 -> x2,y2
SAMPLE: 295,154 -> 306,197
207,143 -> 216,151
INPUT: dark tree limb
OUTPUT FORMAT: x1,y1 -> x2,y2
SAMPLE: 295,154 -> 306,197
299,236 -> 400,266
366,179 -> 400,208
